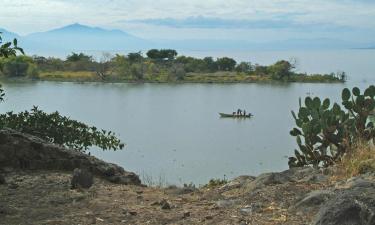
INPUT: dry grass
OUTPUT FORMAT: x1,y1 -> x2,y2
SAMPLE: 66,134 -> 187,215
337,142 -> 375,179
39,71 -> 96,79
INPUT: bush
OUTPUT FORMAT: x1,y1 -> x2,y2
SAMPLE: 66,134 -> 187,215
0,106 -> 125,152
0,55 -> 37,77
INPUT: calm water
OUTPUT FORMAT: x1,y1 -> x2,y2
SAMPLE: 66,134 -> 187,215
1,49 -> 374,185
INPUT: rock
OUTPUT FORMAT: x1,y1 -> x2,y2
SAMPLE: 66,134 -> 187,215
182,211 -> 191,219
244,172 -> 293,192
71,168 -> 94,189
337,177 -> 375,190
216,199 -> 239,208
8,182 -> 18,189
160,199 -> 171,210
0,174 -> 5,185
292,190 -> 334,211
165,184 -> 196,195
313,187 -> 375,225
0,129 -> 141,185
239,203 -> 263,215
219,175 -> 255,192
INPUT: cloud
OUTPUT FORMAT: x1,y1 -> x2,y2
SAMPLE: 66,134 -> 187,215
0,0 -> 374,42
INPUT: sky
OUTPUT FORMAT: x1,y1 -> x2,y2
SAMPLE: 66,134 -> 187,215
1,0 -> 375,42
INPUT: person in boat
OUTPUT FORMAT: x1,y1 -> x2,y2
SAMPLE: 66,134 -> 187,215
237,109 -> 242,115
243,110 -> 246,116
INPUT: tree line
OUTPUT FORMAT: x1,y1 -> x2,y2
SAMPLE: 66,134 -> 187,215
0,49 -> 346,82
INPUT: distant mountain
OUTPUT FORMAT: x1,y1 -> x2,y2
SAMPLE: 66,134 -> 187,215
0,24 -> 373,57
21,23 -> 152,56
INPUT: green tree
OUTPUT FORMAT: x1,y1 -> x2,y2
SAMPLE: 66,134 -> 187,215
0,32 -> 24,101
216,57 -> 236,71
147,49 -> 178,61
0,55 -> 37,77
268,60 -> 294,80
235,62 -> 252,73
0,33 -> 24,58
127,51 -> 143,63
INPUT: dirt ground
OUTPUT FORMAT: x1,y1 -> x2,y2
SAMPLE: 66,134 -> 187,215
0,170 -> 329,225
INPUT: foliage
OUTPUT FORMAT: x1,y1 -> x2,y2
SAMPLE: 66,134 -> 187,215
338,143 -> 375,178
235,62 -> 252,73
203,178 -> 228,188
0,33 -> 24,101
0,106 -> 125,152
0,34 -> 124,152
216,57 -> 236,71
0,33 -> 24,58
268,60 -> 294,80
146,49 -> 177,61
0,55 -> 38,77
289,85 -> 375,168
127,51 -> 144,63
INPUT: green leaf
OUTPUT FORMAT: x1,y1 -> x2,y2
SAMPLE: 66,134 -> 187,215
312,97 -> 321,109
352,87 -> 360,96
305,97 -> 313,108
322,98 -> 330,110
342,88 -> 351,101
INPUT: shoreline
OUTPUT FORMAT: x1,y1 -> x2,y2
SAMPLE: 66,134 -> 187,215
0,76 -> 345,85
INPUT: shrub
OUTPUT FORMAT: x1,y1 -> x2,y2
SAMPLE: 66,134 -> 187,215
0,106 -> 125,152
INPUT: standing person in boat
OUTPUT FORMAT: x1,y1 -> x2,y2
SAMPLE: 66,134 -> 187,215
243,110 -> 246,116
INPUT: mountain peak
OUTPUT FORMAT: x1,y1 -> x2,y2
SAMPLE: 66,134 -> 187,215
46,23 -> 129,36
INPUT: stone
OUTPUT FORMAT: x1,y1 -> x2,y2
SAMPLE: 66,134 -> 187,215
160,199 -> 171,210
292,190 -> 334,211
182,211 -> 191,219
0,174 -> 5,185
0,129 -> 141,185
71,168 -> 94,189
216,199 -> 239,208
219,175 -> 255,192
313,187 -> 375,225
239,203 -> 263,215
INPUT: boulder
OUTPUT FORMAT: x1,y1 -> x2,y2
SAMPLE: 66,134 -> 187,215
292,190 -> 334,211
71,168 -> 94,189
0,129 -> 141,185
0,174 -> 5,185
313,186 -> 375,225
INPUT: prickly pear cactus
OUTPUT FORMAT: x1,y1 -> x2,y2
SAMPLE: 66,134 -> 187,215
289,85 -> 375,168
342,85 -> 375,142
289,96 -> 351,168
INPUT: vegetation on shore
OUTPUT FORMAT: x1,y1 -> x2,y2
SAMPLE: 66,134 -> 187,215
0,34 -> 124,152
0,50 -> 346,83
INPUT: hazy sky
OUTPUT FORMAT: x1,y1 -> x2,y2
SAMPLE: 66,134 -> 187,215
1,0 -> 374,42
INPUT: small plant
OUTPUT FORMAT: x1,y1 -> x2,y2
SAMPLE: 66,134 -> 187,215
289,85 -> 375,168
203,177 -> 228,188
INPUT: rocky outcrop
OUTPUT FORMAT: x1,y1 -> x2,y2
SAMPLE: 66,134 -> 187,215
71,168 -> 94,189
313,186 -> 375,225
0,129 -> 141,185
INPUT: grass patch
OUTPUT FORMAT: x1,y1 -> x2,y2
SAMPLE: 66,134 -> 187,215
39,71 -> 97,80
338,143 -> 375,178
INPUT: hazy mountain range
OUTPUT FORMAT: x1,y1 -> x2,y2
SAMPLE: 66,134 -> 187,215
0,23 -> 373,57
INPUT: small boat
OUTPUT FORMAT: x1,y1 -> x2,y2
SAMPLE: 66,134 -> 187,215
219,113 -> 253,118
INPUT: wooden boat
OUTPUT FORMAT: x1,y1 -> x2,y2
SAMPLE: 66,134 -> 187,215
219,113 -> 253,118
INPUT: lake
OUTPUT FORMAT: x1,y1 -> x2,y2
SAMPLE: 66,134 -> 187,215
1,49 -> 374,185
